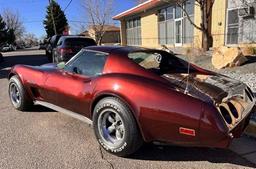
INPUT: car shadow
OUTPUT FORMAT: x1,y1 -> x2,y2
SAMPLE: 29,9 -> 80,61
0,68 -> 10,79
27,105 -> 56,113
128,143 -> 256,168
244,56 -> 256,65
0,53 -> 49,79
0,54 -> 48,68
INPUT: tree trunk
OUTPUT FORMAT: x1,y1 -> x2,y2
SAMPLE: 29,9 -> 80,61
202,31 -> 210,52
201,1 -> 210,52
98,36 -> 103,45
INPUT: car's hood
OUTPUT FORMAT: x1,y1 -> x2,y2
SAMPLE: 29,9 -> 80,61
29,63 -> 59,72
162,73 -> 246,104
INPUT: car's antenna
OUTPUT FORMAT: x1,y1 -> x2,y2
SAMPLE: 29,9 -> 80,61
184,48 -> 192,95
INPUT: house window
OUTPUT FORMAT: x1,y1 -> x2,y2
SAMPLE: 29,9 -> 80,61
226,9 -> 239,44
158,6 -> 175,45
126,18 -> 141,46
183,0 -> 194,43
158,0 -> 194,45
226,0 -> 256,44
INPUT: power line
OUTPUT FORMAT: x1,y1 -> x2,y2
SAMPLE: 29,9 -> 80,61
63,0 -> 73,12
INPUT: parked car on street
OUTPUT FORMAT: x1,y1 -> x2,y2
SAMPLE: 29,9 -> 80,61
52,36 -> 96,63
8,46 -> 255,157
1,44 -> 10,52
45,35 -> 62,62
1,44 -> 17,52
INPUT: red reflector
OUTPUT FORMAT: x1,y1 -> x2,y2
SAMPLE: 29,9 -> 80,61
179,127 -> 196,136
60,48 -> 73,54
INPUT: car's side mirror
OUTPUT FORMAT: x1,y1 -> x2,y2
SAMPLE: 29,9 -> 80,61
57,62 -> 65,69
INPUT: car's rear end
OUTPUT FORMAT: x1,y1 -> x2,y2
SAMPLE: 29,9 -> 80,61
198,81 -> 255,148
57,37 -> 96,62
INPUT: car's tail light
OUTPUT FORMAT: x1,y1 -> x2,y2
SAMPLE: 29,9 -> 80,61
227,102 -> 239,119
59,48 -> 73,55
219,106 -> 232,125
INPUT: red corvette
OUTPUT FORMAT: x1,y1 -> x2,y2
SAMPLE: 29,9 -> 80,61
8,46 -> 255,157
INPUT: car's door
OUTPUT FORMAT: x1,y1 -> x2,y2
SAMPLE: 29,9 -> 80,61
42,50 -> 108,117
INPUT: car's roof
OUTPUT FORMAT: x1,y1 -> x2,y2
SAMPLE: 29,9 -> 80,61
61,35 -> 93,39
85,46 -> 151,55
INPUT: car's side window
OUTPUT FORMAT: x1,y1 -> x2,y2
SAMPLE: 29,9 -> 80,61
65,50 -> 108,77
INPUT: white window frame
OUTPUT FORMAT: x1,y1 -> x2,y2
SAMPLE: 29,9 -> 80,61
225,7 -> 240,45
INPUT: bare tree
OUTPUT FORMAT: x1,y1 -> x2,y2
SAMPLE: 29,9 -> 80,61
2,9 -> 25,41
23,33 -> 38,46
81,0 -> 114,45
162,0 -> 215,51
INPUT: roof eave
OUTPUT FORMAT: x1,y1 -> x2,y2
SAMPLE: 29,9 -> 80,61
113,0 -> 162,20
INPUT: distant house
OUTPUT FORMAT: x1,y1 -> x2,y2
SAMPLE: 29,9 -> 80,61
113,0 -> 256,49
80,25 -> 121,45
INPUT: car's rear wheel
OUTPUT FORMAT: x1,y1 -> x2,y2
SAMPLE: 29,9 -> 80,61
9,75 -> 32,111
93,97 -> 143,157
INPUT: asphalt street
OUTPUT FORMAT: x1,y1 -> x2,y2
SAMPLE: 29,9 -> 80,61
0,48 -> 255,169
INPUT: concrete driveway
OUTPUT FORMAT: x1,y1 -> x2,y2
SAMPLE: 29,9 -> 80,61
0,49 -> 255,169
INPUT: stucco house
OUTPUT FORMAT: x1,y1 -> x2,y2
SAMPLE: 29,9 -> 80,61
80,25 -> 121,45
113,0 -> 256,49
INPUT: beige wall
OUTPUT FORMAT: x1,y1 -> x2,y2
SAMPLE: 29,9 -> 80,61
193,2 -> 203,48
141,10 -> 159,48
211,0 -> 227,47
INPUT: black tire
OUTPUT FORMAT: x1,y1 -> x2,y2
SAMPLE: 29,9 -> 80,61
93,97 -> 143,157
8,75 -> 32,111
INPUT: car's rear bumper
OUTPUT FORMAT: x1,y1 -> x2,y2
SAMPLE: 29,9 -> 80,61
231,110 -> 252,138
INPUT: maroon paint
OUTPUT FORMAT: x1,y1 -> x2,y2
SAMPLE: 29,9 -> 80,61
9,46 -> 253,149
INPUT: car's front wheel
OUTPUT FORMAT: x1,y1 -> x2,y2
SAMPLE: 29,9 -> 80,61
93,97 -> 143,157
9,75 -> 32,111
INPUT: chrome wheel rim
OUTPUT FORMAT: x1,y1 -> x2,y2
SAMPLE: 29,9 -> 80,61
98,109 -> 125,148
10,83 -> 21,106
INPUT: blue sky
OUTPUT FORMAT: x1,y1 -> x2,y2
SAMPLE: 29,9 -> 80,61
0,0 -> 136,39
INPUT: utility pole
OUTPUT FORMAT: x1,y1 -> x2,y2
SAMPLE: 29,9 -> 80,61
49,0 -> 57,35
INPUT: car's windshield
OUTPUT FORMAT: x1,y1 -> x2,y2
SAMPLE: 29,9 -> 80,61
128,51 -> 196,74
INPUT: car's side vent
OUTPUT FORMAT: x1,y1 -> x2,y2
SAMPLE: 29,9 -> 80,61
31,87 -> 41,99
246,87 -> 254,99
245,88 -> 253,102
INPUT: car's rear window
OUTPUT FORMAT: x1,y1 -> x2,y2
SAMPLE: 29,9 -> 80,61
128,51 -> 196,74
65,38 -> 96,47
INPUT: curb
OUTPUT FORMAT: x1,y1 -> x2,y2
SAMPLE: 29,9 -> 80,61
245,120 -> 256,138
